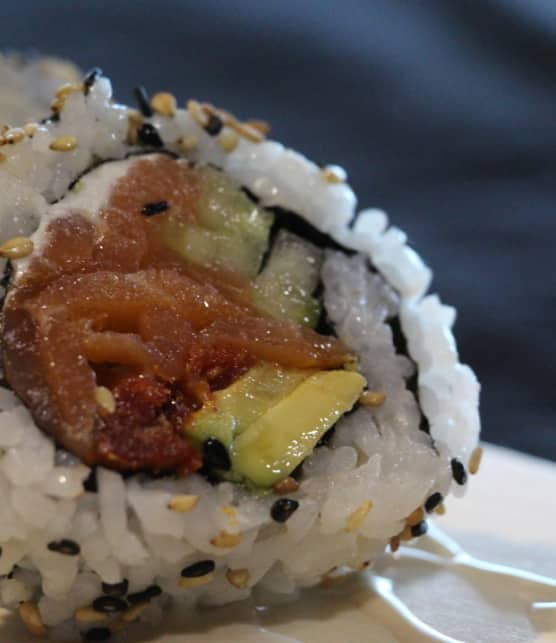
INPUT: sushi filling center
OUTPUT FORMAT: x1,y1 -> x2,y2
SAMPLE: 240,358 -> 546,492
1,154 -> 361,483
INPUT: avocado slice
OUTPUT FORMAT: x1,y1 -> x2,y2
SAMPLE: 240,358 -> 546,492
186,364 -> 309,448
230,370 -> 366,488
162,166 -> 274,277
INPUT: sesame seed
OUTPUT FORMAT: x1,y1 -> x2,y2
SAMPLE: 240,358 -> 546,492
424,492 -> 443,513
74,606 -> 108,624
141,200 -> 170,216
345,500 -> 373,532
51,82 -> 84,112
389,536 -> 400,553
468,446 -> 483,475
400,524 -> 413,541
0,236 -> 34,259
176,135 -> 198,153
18,602 -> 47,637
101,579 -> 128,597
435,502 -> 446,516
187,99 -> 209,128
127,585 -> 162,605
49,135 -> 78,152
226,568 -> 250,589
271,498 -> 300,523
167,494 -> 199,513
83,67 -> 103,95
321,167 -> 344,184
451,458 -> 468,485
359,390 -> 386,407
126,110 -> 143,145
23,122 -> 38,137
204,114 -> 223,136
92,596 -> 127,614
177,573 -> 215,588
151,92 -> 177,117
234,121 -> 264,143
5,128 -> 25,144
202,438 -> 231,471
121,602 -> 149,623
245,119 -> 270,136
84,628 -> 111,641
406,507 -> 424,527
94,386 -> 116,413
137,123 -> 163,148
133,86 -> 153,117
181,559 -> 215,578
410,520 -> 428,538
272,476 -> 300,495
47,539 -> 80,556
210,531 -> 241,548
218,128 -> 240,153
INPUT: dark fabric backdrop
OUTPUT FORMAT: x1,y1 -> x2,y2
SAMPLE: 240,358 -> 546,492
2,0 -> 555,460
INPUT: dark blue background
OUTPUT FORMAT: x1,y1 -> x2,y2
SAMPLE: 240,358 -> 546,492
2,0 -> 555,460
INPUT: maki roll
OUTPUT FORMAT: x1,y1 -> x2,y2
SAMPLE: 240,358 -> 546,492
0,72 -> 480,640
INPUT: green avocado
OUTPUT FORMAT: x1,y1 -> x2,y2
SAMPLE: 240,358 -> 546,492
230,370 -> 366,488
186,364 -> 309,448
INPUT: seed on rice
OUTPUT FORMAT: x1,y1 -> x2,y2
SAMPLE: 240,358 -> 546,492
271,498 -> 300,523
74,606 -> 109,625
5,128 -> 25,144
83,67 -> 103,94
424,492 -> 443,514
18,601 -> 47,637
451,458 -> 468,485
47,538 -> 81,556
23,122 -> 39,137
84,627 -> 112,641
51,82 -> 84,112
410,520 -> 428,538
345,500 -> 373,532
127,585 -> 162,605
204,113 -> 224,137
176,135 -> 198,153
181,560 -> 215,578
400,524 -> 413,541
320,166 -> 345,184
121,602 -> 149,623
359,390 -> 386,407
218,128 -> 240,153
94,386 -> 116,414
202,438 -> 231,471
187,99 -> 209,128
49,135 -> 78,152
141,200 -> 170,216
126,110 -> 143,145
435,502 -> 446,516
468,446 -> 483,475
151,92 -> 177,117
389,536 -> 401,553
0,236 -> 34,259
210,531 -> 241,548
233,121 -> 264,143
137,123 -> 163,148
101,580 -> 129,597
406,506 -> 424,527
167,494 -> 199,513
272,476 -> 300,495
226,568 -> 250,589
245,119 -> 270,136
92,596 -> 127,614
133,86 -> 153,118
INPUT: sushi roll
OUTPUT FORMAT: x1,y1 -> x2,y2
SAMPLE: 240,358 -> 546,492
0,71 -> 480,640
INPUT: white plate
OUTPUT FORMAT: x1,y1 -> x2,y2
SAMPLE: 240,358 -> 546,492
2,443 -> 555,642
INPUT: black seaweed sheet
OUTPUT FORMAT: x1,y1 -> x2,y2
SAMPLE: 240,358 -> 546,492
1,0 -> 554,460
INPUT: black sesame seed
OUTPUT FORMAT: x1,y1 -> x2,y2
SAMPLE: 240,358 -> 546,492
83,67 -> 103,95
141,200 -> 169,216
84,468 -> 98,493
202,438 -> 231,471
410,520 -> 428,538
137,123 -> 163,148
204,114 -> 223,136
127,584 -> 162,605
451,458 -> 468,486
101,579 -> 128,597
92,596 -> 127,614
271,498 -> 299,523
40,112 -> 60,125
133,85 -> 153,118
84,628 -> 111,641
47,539 -> 80,556
424,492 -> 443,514
181,560 -> 215,578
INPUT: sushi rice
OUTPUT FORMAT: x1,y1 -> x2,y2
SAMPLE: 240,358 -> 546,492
0,72 -> 480,640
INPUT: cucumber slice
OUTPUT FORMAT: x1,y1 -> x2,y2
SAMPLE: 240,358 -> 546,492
254,230 -> 323,327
